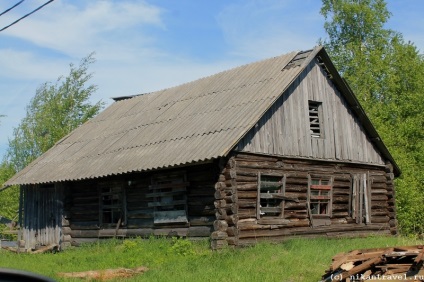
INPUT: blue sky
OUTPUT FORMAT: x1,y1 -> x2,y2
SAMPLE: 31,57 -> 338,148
0,0 -> 423,159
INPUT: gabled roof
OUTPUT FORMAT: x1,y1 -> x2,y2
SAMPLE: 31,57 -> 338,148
4,46 -> 399,186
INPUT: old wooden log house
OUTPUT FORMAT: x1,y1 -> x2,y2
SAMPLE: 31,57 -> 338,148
3,46 -> 399,250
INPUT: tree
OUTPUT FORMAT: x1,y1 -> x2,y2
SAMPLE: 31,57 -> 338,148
1,54 -> 104,223
0,161 -> 18,220
320,0 -> 424,235
6,53 -> 104,172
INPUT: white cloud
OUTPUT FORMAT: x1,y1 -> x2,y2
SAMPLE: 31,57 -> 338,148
1,0 -> 164,58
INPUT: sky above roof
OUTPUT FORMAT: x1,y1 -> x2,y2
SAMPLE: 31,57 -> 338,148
0,0 -> 423,159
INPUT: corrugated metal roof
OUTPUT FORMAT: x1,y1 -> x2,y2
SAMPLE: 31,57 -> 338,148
5,47 -> 321,186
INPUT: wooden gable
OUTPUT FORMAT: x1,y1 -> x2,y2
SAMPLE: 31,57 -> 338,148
235,56 -> 385,166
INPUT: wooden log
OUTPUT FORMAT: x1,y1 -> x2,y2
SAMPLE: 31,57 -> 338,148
62,226 -> 71,235
257,218 -> 290,225
332,188 -> 350,196
371,210 -> 389,217
236,161 -> 280,170
234,169 -> 259,178
211,231 -> 228,240
224,194 -> 237,203
211,239 -> 228,250
30,244 -> 58,254
213,220 -> 228,232
238,199 -> 256,208
332,204 -> 349,212
58,266 -> 148,279
370,182 -> 387,189
214,190 -> 228,200
235,175 -> 257,182
371,189 -> 388,194
215,211 -> 238,225
332,212 -> 349,218
226,226 -> 239,237
371,195 -> 388,201
224,169 -> 237,180
227,157 -> 236,169
371,201 -> 388,208
284,202 -> 307,210
214,201 -> 238,214
226,236 -> 238,246
283,210 -> 308,219
333,195 -> 349,204
187,226 -> 212,237
214,199 -> 226,209
370,216 -> 390,223
238,221 -> 269,231
237,183 -> 257,191
238,191 -> 257,199
285,178 -> 308,185
214,182 -> 226,190
238,208 -> 256,219
331,218 -> 348,224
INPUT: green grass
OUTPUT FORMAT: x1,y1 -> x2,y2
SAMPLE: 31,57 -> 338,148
0,235 -> 423,281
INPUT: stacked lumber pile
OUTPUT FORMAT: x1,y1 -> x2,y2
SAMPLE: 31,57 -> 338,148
322,245 -> 424,281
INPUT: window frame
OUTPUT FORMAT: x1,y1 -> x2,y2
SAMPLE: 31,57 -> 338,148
256,172 -> 286,220
307,175 -> 333,226
147,172 -> 189,225
308,100 -> 324,138
98,181 -> 126,228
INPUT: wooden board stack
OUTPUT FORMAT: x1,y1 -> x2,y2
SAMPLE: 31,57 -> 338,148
322,245 -> 424,281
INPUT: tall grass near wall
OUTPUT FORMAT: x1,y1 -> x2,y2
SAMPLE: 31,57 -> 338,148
0,236 -> 422,282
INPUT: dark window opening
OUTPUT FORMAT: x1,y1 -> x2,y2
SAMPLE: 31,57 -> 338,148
147,173 -> 189,225
99,183 -> 125,227
308,101 -> 323,138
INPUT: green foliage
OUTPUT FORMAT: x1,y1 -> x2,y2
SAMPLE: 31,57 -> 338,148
168,237 -> 195,256
0,236 -> 422,281
320,0 -> 424,235
0,161 -> 18,220
6,53 -> 104,172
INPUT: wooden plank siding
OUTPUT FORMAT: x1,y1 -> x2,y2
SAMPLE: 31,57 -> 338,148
236,59 -> 385,166
210,153 -> 396,248
22,184 -> 64,250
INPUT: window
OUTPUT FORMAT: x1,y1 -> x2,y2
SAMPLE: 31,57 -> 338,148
99,182 -> 125,227
308,101 -> 323,138
147,172 -> 189,225
307,175 -> 332,227
257,173 -> 285,219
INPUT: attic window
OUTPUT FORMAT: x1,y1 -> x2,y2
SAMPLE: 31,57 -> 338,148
308,101 -> 323,138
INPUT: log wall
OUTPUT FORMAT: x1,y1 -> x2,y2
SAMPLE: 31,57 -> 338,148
213,152 -> 396,248
62,163 -> 217,247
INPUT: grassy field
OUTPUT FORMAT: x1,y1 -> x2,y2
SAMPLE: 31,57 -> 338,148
0,235 -> 423,281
